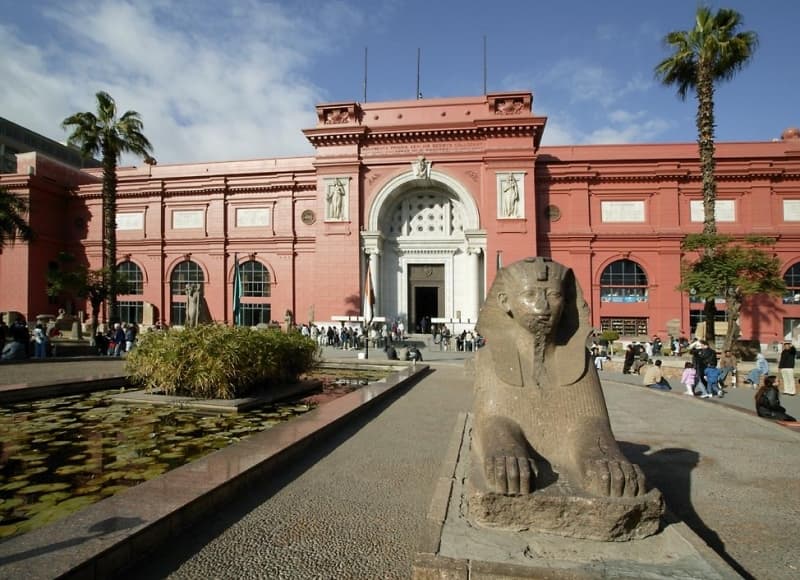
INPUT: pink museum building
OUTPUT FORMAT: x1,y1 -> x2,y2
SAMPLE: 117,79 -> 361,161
2,91 -> 800,344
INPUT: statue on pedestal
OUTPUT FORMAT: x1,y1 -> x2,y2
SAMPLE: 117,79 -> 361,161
469,257 -> 663,540
185,283 -> 201,327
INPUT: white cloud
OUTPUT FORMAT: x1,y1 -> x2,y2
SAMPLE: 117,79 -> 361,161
0,0 -> 359,164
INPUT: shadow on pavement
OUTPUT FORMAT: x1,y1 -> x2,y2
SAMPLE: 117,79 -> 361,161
619,441 -> 754,580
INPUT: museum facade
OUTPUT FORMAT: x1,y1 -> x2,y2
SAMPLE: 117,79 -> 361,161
2,91 -> 800,344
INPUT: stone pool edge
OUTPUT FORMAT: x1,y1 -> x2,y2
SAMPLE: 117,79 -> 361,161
0,362 -> 429,579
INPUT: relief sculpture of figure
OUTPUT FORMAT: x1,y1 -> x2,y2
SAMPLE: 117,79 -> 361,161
469,257 -> 662,540
501,174 -> 520,217
185,283 -> 201,327
326,179 -> 346,220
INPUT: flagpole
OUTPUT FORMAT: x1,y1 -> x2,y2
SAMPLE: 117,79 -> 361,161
233,253 -> 242,326
364,259 -> 375,359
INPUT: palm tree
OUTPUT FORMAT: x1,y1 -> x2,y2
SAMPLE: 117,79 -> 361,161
62,91 -> 153,322
0,185 -> 33,249
655,6 -> 757,340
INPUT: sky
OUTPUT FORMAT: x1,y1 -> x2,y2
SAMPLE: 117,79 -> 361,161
1,0 -> 797,166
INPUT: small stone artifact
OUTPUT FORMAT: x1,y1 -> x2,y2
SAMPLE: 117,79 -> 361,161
469,257 -> 663,540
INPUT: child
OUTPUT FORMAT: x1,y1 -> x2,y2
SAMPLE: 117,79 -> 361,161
681,361 -> 697,396
704,362 -> 723,398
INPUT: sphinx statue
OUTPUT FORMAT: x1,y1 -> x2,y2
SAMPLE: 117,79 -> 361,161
469,257 -> 663,540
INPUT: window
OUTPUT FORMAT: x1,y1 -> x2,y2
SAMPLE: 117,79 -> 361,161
170,261 -> 204,325
783,263 -> 800,304
600,260 -> 648,302
240,304 -> 271,326
235,261 -> 271,326
240,260 -> 271,297
118,261 -> 143,295
600,317 -> 648,336
117,261 -> 144,324
119,301 -> 143,324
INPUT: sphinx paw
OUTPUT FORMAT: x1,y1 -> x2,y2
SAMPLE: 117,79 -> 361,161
485,456 -> 537,495
582,457 -> 645,498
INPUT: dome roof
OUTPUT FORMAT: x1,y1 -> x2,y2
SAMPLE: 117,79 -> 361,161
781,127 -> 800,140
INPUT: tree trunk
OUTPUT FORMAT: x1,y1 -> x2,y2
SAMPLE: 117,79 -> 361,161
723,290 -> 743,351
696,62 -> 717,237
704,298 -> 716,345
102,144 -> 119,322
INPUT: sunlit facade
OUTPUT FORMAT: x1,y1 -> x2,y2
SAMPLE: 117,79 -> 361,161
2,92 -> 800,345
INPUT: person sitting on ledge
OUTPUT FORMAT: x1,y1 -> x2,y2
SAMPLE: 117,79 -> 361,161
405,344 -> 423,362
755,376 -> 796,421
642,360 -> 671,390
385,344 -> 399,360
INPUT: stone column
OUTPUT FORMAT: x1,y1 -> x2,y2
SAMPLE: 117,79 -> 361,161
368,250 -> 380,315
467,248 -> 482,324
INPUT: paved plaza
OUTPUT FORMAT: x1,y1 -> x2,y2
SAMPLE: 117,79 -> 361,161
1,347 -> 799,578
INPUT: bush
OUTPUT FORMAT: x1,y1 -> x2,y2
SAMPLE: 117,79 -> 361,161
600,330 -> 620,343
125,325 -> 320,399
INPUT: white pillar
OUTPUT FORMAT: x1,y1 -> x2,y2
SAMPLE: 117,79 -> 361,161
369,251 -> 380,315
467,248 -> 481,324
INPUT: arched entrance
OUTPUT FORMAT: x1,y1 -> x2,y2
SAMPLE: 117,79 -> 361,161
361,170 -> 486,331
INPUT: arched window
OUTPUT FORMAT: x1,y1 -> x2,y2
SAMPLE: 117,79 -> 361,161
170,261 -> 204,325
118,261 -> 143,295
117,261 -> 143,323
241,260 -> 271,297
783,263 -> 800,304
600,260 -> 648,303
236,260 -> 271,325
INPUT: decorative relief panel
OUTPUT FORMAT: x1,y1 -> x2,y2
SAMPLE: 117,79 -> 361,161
384,193 -> 465,239
600,201 -> 645,223
323,177 -> 349,221
691,200 -> 735,222
784,200 -> 800,221
235,207 -> 270,227
496,172 -> 525,219
116,212 -> 144,231
172,210 -> 204,229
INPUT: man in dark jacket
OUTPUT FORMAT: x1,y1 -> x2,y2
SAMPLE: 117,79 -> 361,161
778,341 -> 797,396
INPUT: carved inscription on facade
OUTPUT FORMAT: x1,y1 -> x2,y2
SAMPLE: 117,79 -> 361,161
363,142 -> 483,156
691,200 -> 735,222
600,201 -> 645,223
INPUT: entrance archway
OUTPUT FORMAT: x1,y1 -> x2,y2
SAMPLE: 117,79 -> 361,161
361,169 -> 486,331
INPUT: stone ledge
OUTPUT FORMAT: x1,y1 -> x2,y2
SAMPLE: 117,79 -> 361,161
0,363 -> 430,580
412,413 -> 741,580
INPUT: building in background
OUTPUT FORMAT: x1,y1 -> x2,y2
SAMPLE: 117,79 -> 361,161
1,93 -> 799,345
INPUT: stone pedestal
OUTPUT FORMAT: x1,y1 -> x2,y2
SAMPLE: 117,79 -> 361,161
412,413 -> 740,579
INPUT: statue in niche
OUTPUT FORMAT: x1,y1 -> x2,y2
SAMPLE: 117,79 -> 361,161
501,174 -> 520,218
412,156 -> 432,179
185,283 -> 201,327
326,179 -> 346,220
469,257 -> 662,540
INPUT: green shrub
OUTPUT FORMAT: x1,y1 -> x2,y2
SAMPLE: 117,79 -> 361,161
125,325 -> 319,399
600,330 -> 620,343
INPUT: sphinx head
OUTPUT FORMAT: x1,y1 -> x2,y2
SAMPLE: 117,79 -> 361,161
487,257 -> 589,349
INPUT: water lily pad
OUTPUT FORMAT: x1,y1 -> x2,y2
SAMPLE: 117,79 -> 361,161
17,483 -> 71,494
38,491 -> 72,503
0,481 -> 29,492
101,485 -> 129,497
0,498 -> 25,510
55,464 -> 91,476
0,524 -> 19,538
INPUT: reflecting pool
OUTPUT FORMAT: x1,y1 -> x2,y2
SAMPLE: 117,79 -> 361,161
0,367 -> 389,541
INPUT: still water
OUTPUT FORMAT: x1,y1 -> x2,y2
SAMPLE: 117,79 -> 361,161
0,368 -> 387,541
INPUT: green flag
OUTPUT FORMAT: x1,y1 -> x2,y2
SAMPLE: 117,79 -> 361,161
233,254 -> 242,325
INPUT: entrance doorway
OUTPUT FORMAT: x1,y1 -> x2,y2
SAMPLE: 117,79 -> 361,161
408,264 -> 444,332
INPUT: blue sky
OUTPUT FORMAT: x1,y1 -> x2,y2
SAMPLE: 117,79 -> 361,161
1,0 -> 797,165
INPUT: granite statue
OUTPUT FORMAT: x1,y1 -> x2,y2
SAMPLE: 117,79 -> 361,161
469,257 -> 662,540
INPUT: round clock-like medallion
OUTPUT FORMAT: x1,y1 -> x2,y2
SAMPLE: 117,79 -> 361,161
301,210 -> 316,225
545,205 -> 562,222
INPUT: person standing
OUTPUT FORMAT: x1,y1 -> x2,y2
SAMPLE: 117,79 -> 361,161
623,344 -> 635,374
681,362 -> 698,396
32,323 -> 48,359
778,341 -> 797,396
719,349 -> 738,388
